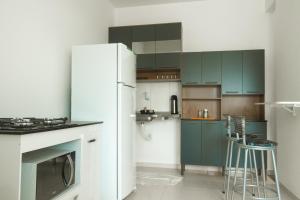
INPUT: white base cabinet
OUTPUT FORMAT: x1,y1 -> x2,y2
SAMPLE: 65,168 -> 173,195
0,124 -> 101,200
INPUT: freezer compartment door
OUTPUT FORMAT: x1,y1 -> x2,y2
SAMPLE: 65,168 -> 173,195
117,44 -> 136,87
117,84 -> 136,199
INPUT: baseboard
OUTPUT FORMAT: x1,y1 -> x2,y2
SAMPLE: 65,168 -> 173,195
280,184 -> 300,200
136,162 -> 222,175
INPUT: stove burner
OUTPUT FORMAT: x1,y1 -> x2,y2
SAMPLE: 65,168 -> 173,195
0,117 -> 69,131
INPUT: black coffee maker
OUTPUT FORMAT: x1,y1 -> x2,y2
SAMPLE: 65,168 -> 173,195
170,95 -> 178,114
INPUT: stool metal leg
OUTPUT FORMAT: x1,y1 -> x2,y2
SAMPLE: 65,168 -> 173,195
226,140 -> 234,200
271,149 -> 281,200
252,150 -> 261,198
248,150 -> 255,196
231,147 -> 241,200
242,149 -> 249,200
223,139 -> 231,194
261,150 -> 266,198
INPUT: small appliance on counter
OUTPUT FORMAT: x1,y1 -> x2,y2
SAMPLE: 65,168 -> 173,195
140,107 -> 155,114
198,109 -> 209,118
170,95 -> 178,114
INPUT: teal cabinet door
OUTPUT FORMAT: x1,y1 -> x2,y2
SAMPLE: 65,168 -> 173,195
132,25 -> 155,42
155,23 -> 182,41
181,52 -> 202,85
221,121 -> 230,166
156,53 -> 181,69
181,121 -> 202,165
136,54 -> 155,69
222,51 -> 243,95
108,26 -> 132,49
202,52 -> 222,85
202,121 -> 223,166
243,50 -> 265,94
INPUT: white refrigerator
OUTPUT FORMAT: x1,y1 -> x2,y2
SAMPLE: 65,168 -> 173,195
71,43 -> 136,200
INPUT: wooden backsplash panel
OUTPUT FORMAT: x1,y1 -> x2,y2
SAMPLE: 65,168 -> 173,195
182,100 -> 221,119
221,95 -> 265,120
182,86 -> 221,99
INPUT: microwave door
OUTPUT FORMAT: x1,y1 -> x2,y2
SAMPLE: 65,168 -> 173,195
36,153 -> 75,200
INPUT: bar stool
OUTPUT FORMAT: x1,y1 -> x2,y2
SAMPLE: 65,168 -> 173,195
223,115 -> 258,200
231,117 -> 281,200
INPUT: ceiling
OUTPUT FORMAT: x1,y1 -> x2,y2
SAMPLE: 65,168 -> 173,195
110,0 -> 206,8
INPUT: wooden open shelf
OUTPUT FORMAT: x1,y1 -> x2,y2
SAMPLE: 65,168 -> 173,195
221,95 -> 265,121
181,85 -> 265,121
137,69 -> 180,81
182,85 -> 221,119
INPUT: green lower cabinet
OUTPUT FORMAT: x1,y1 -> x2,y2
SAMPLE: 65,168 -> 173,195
181,120 -> 267,172
181,120 -> 224,167
202,121 -> 223,166
221,121 -> 267,169
181,121 -> 202,165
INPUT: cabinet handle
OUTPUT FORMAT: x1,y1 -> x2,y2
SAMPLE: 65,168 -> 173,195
88,139 -> 96,143
225,91 -> 239,94
205,81 -> 219,84
247,91 -> 259,94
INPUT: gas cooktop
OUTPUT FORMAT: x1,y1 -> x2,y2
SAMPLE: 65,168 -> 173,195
0,117 -> 101,135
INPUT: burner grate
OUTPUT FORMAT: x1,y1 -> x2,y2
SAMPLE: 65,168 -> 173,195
0,117 -> 69,131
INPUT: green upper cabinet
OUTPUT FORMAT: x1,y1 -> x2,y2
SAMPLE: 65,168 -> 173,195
202,52 -> 222,85
181,52 -> 202,85
222,51 -> 243,95
132,25 -> 155,42
156,53 -> 181,69
108,26 -> 132,49
136,54 -> 156,69
243,50 -> 265,94
155,23 -> 182,41
202,121 -> 223,166
181,120 -> 202,165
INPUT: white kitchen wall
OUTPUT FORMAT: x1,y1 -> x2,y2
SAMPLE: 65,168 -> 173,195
273,0 -> 300,197
136,82 -> 181,165
115,0 -> 275,166
0,0 -> 114,118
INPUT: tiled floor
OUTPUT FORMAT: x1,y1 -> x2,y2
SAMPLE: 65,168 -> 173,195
126,167 -> 296,200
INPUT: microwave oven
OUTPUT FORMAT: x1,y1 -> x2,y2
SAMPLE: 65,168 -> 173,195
21,148 -> 76,200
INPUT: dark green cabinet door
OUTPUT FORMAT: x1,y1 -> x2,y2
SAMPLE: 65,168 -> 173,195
156,53 -> 181,69
136,54 -> 155,69
132,25 -> 155,42
202,121 -> 222,166
181,53 -> 202,85
108,26 -> 132,49
202,52 -> 222,85
221,121 -> 230,166
181,121 -> 202,165
222,51 -> 243,95
243,50 -> 265,94
155,23 -> 182,41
